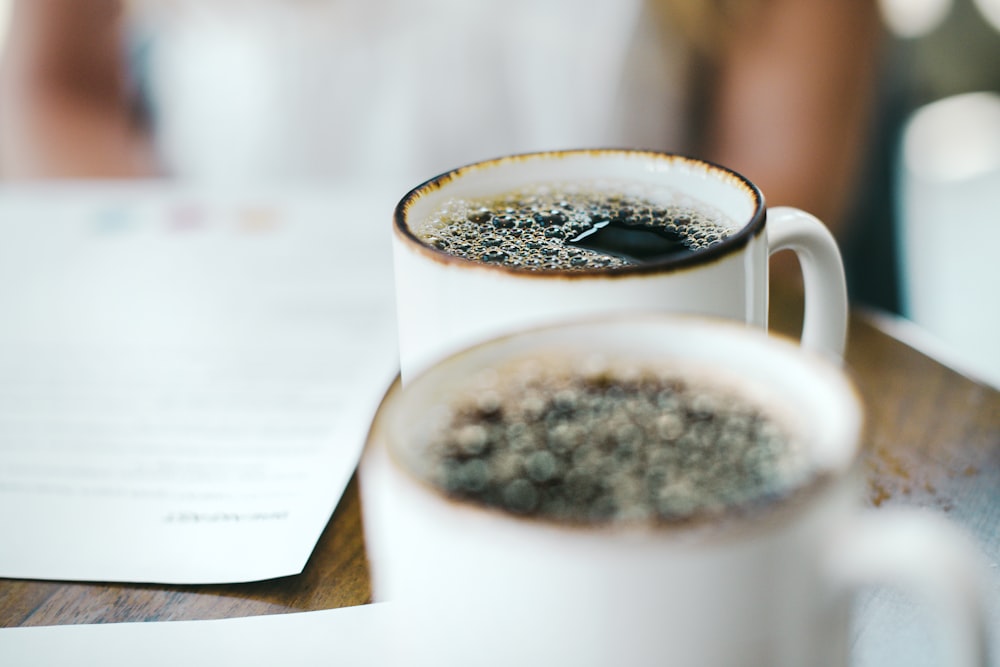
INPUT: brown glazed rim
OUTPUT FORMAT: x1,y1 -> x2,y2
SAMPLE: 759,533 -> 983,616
393,148 -> 766,279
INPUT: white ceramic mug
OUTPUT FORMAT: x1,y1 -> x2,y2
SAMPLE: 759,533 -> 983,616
899,91 -> 1000,388
393,149 -> 848,382
359,315 -> 989,667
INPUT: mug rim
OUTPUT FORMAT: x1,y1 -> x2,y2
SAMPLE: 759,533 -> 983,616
393,148 -> 767,279
367,313 -> 863,536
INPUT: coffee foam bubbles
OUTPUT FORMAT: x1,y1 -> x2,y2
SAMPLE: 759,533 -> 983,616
408,353 -> 816,526
413,181 -> 740,270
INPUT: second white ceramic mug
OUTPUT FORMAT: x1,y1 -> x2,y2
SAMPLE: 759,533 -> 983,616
361,315 -> 989,666
393,149 -> 848,382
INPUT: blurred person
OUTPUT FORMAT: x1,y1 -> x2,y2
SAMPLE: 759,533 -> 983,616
0,0 -> 883,278
0,0 -> 154,178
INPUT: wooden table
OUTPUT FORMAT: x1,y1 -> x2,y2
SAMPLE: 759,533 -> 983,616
1,289 -> 998,629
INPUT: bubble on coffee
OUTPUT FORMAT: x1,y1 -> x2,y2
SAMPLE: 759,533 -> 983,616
413,356 -> 815,525
414,181 -> 739,270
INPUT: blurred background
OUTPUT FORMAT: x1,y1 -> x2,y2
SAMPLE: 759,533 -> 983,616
849,0 -> 1000,387
0,0 -> 997,384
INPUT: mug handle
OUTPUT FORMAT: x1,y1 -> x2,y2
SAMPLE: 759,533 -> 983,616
767,207 -> 849,362
826,508 -> 991,667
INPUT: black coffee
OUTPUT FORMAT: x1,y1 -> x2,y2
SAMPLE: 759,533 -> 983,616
414,357 -> 813,525
414,183 -> 737,270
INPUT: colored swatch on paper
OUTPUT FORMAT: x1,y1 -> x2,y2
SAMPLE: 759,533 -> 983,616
237,206 -> 280,233
92,207 -> 134,235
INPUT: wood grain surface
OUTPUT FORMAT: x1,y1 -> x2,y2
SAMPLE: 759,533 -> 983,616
2,288 -> 998,628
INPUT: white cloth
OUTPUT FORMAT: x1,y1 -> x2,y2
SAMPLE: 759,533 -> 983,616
130,0 -> 691,190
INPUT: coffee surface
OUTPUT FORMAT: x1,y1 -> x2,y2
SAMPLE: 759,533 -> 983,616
413,358 -> 813,525
414,183 -> 737,270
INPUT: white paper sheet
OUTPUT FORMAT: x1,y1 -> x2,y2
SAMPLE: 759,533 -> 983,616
0,603 -> 396,667
0,183 -> 399,583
